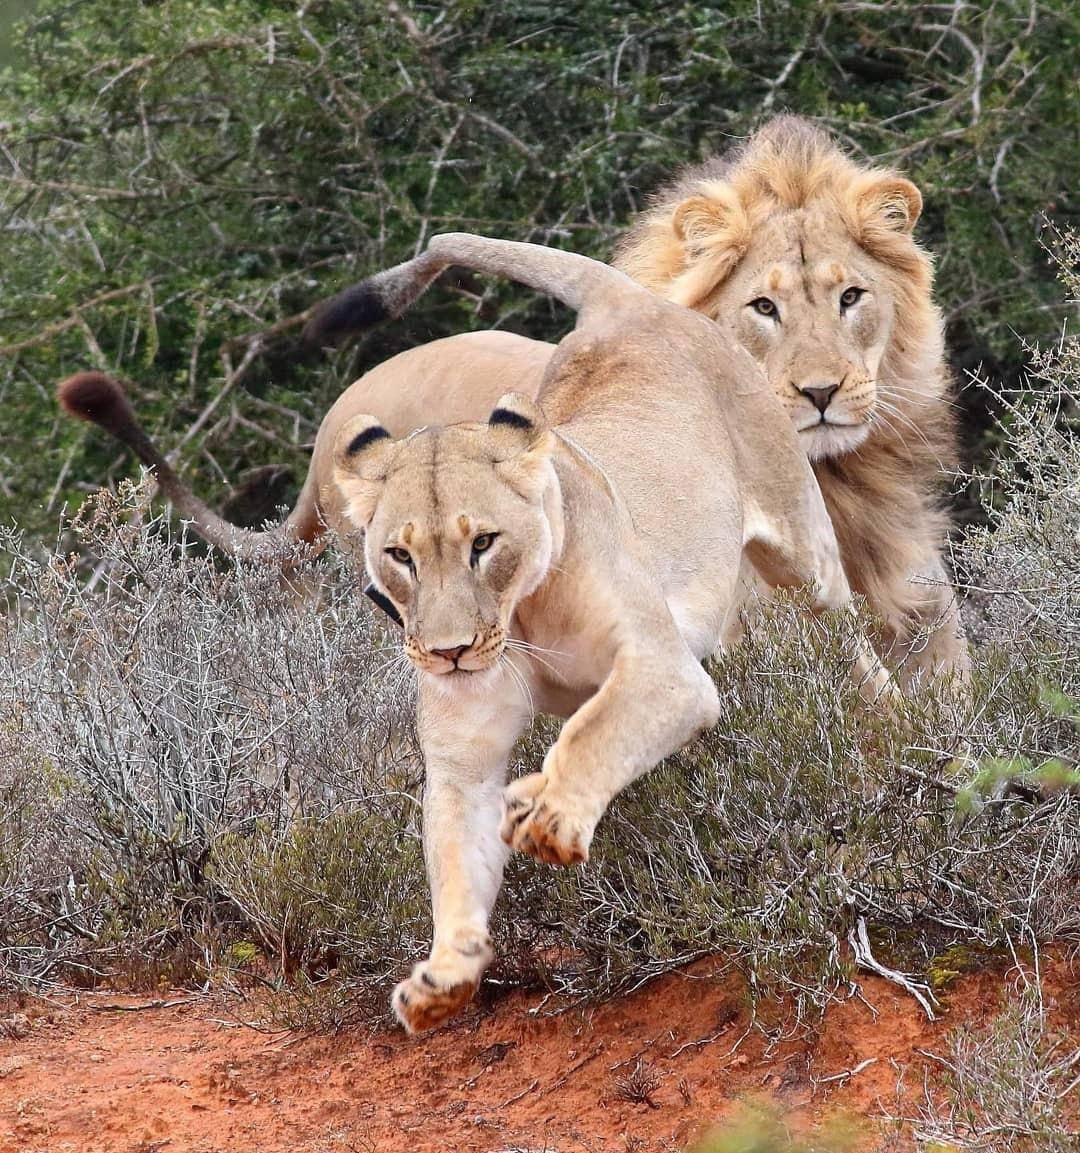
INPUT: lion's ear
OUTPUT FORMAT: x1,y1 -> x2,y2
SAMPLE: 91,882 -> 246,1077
668,182 -> 752,308
489,392 -> 547,444
332,414 -> 396,527
672,184 -> 745,245
489,393 -> 555,501
851,173 -> 922,237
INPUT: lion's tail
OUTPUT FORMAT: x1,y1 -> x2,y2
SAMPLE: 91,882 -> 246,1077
303,233 -> 641,345
58,372 -> 312,560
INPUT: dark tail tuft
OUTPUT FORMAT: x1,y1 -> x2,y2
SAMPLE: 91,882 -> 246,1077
57,372 -> 139,438
303,282 -> 390,347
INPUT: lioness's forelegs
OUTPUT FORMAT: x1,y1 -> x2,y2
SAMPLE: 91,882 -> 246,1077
501,644 -> 719,866
393,674 -> 532,1034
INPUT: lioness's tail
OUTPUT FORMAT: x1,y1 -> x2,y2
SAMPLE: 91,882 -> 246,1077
58,372 -> 316,560
304,233 -> 641,345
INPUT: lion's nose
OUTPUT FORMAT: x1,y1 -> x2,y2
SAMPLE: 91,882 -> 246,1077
800,383 -> 840,413
431,643 -> 470,663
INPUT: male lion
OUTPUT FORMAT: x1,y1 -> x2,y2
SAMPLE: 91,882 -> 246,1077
307,117 -> 968,684
60,234 -> 892,1032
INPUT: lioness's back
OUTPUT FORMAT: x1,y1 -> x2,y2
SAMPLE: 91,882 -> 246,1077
340,331 -> 553,437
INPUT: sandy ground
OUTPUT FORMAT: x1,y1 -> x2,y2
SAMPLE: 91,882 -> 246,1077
0,953 -> 1074,1153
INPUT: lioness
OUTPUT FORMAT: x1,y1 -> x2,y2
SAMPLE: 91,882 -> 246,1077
307,117 -> 968,684
61,234 -> 892,1033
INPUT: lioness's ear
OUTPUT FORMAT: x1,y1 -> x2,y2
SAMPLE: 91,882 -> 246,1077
488,392 -> 547,444
668,182 -> 752,307
489,392 -> 554,501
851,173 -> 922,237
332,414 -> 396,527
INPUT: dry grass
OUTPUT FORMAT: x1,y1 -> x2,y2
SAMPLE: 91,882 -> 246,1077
892,988 -> 1079,1153
0,325 -> 1076,1017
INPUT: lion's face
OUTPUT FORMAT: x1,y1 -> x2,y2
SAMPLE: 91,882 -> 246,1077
616,124 -> 934,467
334,397 -> 561,678
708,202 -> 896,462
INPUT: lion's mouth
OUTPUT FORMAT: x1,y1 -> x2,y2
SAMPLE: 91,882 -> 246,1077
414,649 -> 503,676
797,414 -> 861,432
798,418 -> 872,460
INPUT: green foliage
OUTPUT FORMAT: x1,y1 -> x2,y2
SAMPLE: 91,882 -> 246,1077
209,810 -> 428,979
689,1102 -> 862,1153
1,0 -> 1077,538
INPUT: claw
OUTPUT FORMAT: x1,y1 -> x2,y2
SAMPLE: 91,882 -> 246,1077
501,772 -> 594,867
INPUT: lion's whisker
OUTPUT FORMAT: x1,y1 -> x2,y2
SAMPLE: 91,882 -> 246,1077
499,654 -> 535,719
876,398 -> 945,461
882,383 -> 961,412
505,642 -> 566,683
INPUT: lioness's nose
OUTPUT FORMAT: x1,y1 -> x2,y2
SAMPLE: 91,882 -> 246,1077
800,383 -> 840,413
431,643 -> 470,663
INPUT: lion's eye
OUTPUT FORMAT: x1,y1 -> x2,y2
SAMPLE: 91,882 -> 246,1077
386,546 -> 413,567
471,532 -> 497,559
840,286 -> 865,310
750,297 -> 778,319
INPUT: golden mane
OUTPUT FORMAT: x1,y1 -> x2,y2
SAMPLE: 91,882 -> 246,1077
615,116 -> 930,293
614,117 -> 961,650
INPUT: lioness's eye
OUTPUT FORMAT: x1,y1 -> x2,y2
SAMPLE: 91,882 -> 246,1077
471,532 -> 497,557
749,297 -> 778,319
386,546 -> 412,567
840,286 -> 865,310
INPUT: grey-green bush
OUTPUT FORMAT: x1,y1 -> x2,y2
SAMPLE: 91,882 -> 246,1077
0,266 -> 1075,1004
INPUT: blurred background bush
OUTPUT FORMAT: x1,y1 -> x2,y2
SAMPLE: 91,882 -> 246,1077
0,0 -> 1076,539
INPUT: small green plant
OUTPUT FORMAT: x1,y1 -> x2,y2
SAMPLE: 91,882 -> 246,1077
689,1101 -> 862,1153
894,991 -> 1079,1153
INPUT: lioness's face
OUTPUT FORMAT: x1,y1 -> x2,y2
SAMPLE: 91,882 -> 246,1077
334,399 -> 560,678
711,203 -> 896,461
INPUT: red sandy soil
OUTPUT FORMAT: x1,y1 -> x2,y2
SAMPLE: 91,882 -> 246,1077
0,953 -> 1075,1153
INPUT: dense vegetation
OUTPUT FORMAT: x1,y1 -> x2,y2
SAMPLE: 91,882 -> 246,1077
1,0 -> 1077,538
0,257 -> 1075,1145
0,7 -> 1077,1146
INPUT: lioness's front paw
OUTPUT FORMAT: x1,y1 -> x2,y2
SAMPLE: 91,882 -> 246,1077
500,772 -> 595,866
392,934 -> 492,1035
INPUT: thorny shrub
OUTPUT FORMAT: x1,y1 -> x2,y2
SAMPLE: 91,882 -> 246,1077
0,251 -> 1076,1037
893,987 -> 1079,1153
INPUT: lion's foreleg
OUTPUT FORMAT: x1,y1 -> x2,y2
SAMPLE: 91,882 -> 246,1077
392,672 -> 532,1034
746,495 -> 897,705
889,565 -> 971,689
500,644 -> 719,866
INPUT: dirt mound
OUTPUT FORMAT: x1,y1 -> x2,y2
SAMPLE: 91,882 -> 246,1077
0,953 -> 1074,1153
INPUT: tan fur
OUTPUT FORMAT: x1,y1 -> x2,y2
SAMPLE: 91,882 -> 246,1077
319,118 -> 967,681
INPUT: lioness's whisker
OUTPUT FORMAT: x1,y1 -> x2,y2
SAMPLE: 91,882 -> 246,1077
507,637 -> 569,659
499,655 -> 535,719
505,638 -> 568,683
